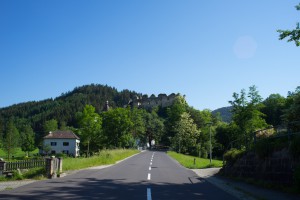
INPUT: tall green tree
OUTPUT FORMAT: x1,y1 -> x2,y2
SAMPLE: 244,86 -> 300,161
3,119 -> 20,160
20,125 -> 36,156
77,105 -> 102,156
144,110 -> 164,148
171,112 -> 200,154
102,107 -> 133,148
283,87 -> 300,131
163,95 -> 188,145
131,108 -> 146,141
261,94 -> 286,126
277,3 -> 300,46
229,86 -> 268,147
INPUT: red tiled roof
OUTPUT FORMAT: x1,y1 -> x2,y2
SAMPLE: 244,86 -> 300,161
44,131 -> 80,140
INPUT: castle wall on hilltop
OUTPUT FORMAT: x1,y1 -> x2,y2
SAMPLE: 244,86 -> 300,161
129,93 -> 178,109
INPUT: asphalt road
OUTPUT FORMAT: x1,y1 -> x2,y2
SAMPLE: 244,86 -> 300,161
0,151 -> 237,200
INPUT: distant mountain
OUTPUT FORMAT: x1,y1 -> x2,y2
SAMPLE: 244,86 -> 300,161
212,106 -> 232,123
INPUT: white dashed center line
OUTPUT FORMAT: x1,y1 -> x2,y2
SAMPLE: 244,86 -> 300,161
147,173 -> 151,180
147,188 -> 152,200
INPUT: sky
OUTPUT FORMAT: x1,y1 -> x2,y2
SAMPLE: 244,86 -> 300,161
0,0 -> 299,110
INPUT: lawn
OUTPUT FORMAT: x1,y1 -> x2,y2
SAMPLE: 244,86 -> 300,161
0,148 -> 39,160
63,149 -> 140,171
167,151 -> 223,169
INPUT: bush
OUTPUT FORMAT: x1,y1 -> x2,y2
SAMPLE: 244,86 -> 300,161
290,136 -> 300,158
23,168 -> 45,179
294,166 -> 300,190
223,148 -> 245,164
12,170 -> 23,180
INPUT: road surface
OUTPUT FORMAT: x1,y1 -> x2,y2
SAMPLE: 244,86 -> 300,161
0,151 -> 237,200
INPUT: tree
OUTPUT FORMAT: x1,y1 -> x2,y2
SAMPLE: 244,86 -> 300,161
283,89 -> 300,131
3,119 -> 20,160
131,108 -> 146,142
43,119 -> 58,134
20,125 -> 36,156
102,107 -> 133,148
171,112 -> 200,154
143,110 -> 164,148
163,95 -> 188,145
261,94 -> 286,126
229,86 -> 268,147
77,105 -> 102,156
277,3 -> 300,46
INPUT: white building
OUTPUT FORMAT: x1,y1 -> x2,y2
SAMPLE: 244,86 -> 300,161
42,131 -> 80,157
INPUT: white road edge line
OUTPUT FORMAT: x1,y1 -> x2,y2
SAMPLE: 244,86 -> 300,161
147,173 -> 151,180
147,188 -> 152,200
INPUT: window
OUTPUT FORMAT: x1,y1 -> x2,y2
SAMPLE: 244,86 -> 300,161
51,142 -> 57,146
51,150 -> 56,154
63,142 -> 69,146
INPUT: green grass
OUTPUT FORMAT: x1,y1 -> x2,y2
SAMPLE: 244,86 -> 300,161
0,167 -> 46,182
167,151 -> 223,169
0,148 -> 39,161
63,149 -> 139,171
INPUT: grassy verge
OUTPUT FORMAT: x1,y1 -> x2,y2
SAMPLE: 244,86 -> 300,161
167,151 -> 223,169
0,167 -> 46,182
0,148 -> 39,161
63,149 -> 139,171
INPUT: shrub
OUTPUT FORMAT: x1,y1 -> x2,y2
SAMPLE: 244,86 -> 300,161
223,148 -> 245,164
23,168 -> 45,179
294,166 -> 300,190
290,136 -> 300,158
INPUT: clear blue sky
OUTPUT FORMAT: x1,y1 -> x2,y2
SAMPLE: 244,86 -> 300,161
1,1 -> 299,110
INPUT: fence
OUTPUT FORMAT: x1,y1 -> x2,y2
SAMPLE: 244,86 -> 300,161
5,159 -> 46,171
0,157 -> 62,179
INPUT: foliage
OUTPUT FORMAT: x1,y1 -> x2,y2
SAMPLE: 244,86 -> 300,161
283,91 -> 300,132
171,112 -> 200,154
3,119 -> 20,160
143,110 -> 164,148
167,151 -> 223,169
290,135 -> 300,158
20,125 -> 36,156
277,3 -> 300,46
163,95 -> 188,146
77,105 -> 103,155
223,148 -> 246,164
261,94 -> 286,126
228,85 -> 268,148
63,149 -> 139,171
43,119 -> 58,135
101,108 -> 133,148
294,166 -> 300,190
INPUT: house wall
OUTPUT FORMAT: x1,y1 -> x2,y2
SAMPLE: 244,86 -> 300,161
43,139 -> 80,157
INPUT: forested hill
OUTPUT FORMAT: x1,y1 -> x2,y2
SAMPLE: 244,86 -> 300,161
212,106 -> 232,123
0,84 -> 141,135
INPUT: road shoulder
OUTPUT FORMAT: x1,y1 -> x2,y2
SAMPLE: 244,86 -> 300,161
192,168 -> 300,200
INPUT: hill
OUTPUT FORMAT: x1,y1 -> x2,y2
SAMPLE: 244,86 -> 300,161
212,106 -> 232,123
0,84 -> 141,140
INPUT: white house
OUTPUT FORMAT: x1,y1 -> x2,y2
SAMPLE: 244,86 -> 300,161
42,131 -> 80,157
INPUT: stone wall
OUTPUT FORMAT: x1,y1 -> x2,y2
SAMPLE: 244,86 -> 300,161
130,93 -> 178,109
222,149 -> 300,186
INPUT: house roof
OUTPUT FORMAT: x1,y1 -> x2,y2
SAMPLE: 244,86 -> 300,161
44,131 -> 80,140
